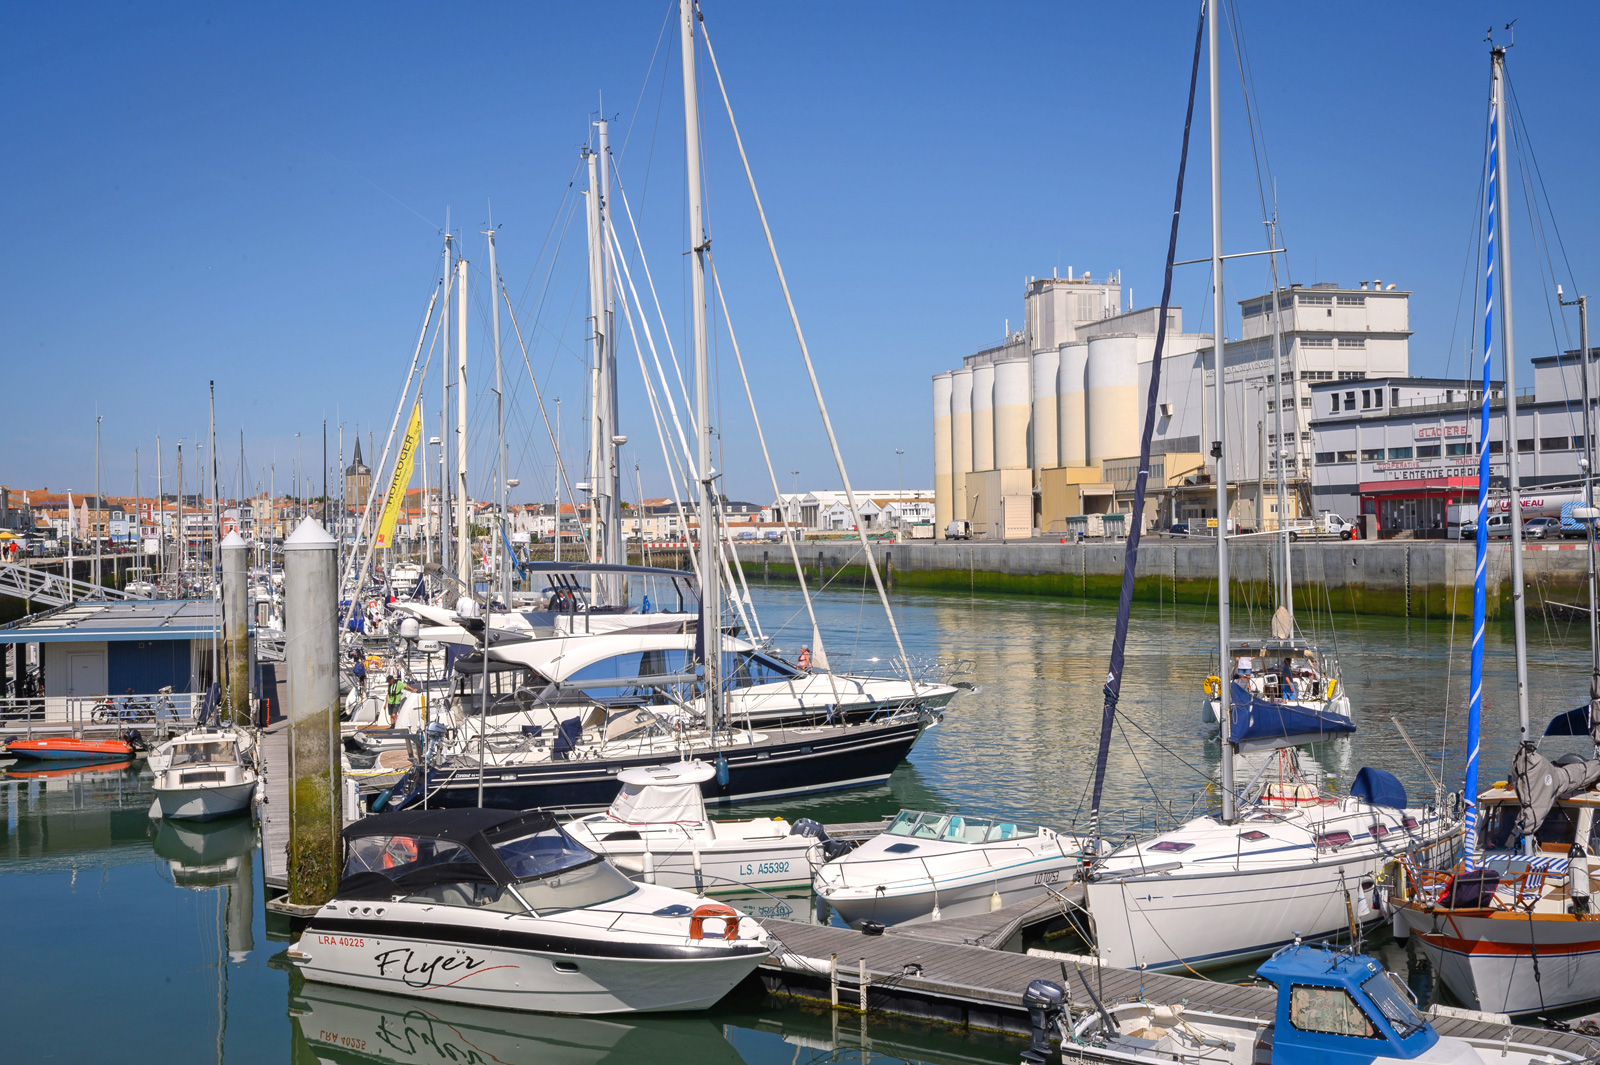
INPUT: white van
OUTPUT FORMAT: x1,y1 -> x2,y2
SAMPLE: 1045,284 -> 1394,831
944,520 -> 972,541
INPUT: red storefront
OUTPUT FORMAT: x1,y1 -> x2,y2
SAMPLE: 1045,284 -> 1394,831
1359,475 -> 1478,534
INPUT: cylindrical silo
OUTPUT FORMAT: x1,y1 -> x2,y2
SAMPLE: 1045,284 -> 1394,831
971,362 -> 995,473
950,367 -> 974,521
1086,333 -> 1140,464
992,356 -> 1030,469
932,372 -> 954,530
1031,347 -> 1060,472
1057,341 -> 1088,467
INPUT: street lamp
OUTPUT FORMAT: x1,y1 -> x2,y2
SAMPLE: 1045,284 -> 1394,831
895,449 -> 905,530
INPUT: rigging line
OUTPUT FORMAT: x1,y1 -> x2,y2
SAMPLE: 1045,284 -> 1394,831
620,9 -> 678,268
1504,74 -> 1581,295
1088,0 -> 1206,835
513,156 -> 585,314
615,0 -> 677,161
1223,0 -> 1275,249
698,9 -> 912,683
498,278 -> 583,516
711,255 -> 843,696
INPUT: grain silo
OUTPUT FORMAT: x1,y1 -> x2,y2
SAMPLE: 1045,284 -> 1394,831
1031,346 -> 1060,473
992,356 -> 1031,470
971,362 -> 996,473
932,372 -> 954,529
1057,341 -> 1088,467
949,367 -> 974,521
1085,333 -> 1139,464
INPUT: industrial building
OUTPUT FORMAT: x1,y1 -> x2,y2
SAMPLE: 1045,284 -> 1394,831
932,272 -> 1412,537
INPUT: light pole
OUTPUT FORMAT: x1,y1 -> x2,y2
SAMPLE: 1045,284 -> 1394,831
895,448 -> 905,530
791,470 -> 800,532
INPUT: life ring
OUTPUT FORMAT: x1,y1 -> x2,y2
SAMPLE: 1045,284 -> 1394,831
381,836 -> 418,869
365,655 -> 383,673
367,599 -> 380,617
1203,675 -> 1221,699
689,902 -> 741,941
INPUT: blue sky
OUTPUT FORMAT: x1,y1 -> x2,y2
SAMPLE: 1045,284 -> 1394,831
4,2 -> 1596,506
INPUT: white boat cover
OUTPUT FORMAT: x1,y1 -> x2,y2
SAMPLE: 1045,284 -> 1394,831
607,761 -> 715,823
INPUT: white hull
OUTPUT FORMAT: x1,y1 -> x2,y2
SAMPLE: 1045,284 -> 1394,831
296,929 -> 765,1014
153,779 -> 257,821
1399,906 -> 1600,1015
828,862 -> 1071,928
602,839 -> 821,893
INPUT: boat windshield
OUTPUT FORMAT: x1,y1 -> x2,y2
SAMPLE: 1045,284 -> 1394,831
343,836 -> 483,880
492,826 -> 598,881
171,740 -> 237,767
884,811 -> 1036,843
511,858 -> 638,914
1361,972 -> 1426,1037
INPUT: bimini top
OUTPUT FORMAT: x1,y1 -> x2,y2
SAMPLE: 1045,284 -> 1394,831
338,808 -> 595,898
1258,943 -> 1385,987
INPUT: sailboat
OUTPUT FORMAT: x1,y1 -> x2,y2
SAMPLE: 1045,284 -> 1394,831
1073,0 -> 1458,975
1391,43 -> 1600,1017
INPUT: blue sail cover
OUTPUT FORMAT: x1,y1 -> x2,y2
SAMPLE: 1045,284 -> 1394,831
1350,767 -> 1408,809
1545,705 -> 1591,736
1227,682 -> 1356,748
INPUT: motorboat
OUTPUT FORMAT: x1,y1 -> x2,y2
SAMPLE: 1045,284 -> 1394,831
149,727 -> 260,821
1038,942 -> 1586,1065
1080,768 -> 1458,973
563,761 -> 843,893
289,808 -> 772,1014
5,736 -> 138,763
813,809 -> 1093,928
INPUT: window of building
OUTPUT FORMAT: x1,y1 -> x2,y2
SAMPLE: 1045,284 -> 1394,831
1488,441 -> 1504,454
1337,295 -> 1366,307
1339,371 -> 1367,380
1301,396 -> 1312,408
1268,433 -> 1278,443
1301,431 -> 1313,442
1281,371 -> 1295,383
1315,452 -> 1336,464
1392,388 -> 1400,406
1339,336 -> 1367,348
1417,445 -> 1442,458
1300,294 -> 1333,307
1331,395 -> 1341,412
1337,450 -> 1357,462
1301,336 -> 1334,348
1361,390 -> 1372,409
1266,399 -> 1276,412
1374,389 -> 1384,408
1446,442 -> 1471,456
1518,438 -> 1535,453
1305,370 -> 1333,380
1540,436 -> 1570,451
1346,391 -> 1357,408
1388,447 -> 1413,459
1242,300 -> 1265,317
1362,448 -> 1384,461
1576,435 -> 1587,452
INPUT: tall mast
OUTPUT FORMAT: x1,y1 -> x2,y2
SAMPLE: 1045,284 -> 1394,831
1491,46 -> 1531,742
487,226 -> 507,607
455,256 -> 470,594
134,448 -> 141,563
209,381 -> 220,688
155,435 -> 163,582
554,398 -> 563,563
1267,236 -> 1292,616
583,130 -> 618,596
94,415 -> 102,592
599,119 -> 622,602
681,0 -> 721,729
1581,297 -> 1598,715
440,235 -> 453,583
1208,0 -> 1236,823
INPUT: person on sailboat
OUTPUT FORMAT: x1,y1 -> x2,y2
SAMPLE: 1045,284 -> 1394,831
797,647 -> 812,672
385,672 -> 414,727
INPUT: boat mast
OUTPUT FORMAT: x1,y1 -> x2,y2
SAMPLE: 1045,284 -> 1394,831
554,398 -> 563,563
681,0 -> 721,730
1560,289 -> 1598,724
599,119 -> 622,603
1267,236 -> 1292,618
440,234 -> 453,585
94,415 -> 102,593
455,255 -> 470,595
1208,0 -> 1237,822
155,435 -> 162,584
487,225 -> 507,607
1491,46 -> 1531,743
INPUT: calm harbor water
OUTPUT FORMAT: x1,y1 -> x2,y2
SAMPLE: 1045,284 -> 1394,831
2,582 -> 1594,1063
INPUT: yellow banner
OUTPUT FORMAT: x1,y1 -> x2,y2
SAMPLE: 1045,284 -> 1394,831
375,404 -> 421,549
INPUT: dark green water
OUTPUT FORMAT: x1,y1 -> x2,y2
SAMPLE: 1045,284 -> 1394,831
2,583 -> 1593,1062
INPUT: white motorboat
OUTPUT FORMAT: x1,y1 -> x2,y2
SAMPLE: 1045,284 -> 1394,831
563,761 -> 838,893
149,727 -> 260,821
1035,942 -> 1586,1065
813,809 -> 1093,928
1082,771 -> 1457,973
290,808 -> 772,1014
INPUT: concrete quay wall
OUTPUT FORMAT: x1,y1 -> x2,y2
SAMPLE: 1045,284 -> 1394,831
730,539 -> 1600,620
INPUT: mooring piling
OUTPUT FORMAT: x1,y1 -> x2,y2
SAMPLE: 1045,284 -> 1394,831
221,530 -> 250,726
283,516 -> 342,906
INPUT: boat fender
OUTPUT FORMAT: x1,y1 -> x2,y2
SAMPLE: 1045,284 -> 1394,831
860,921 -> 885,937
1571,841 -> 1591,914
688,903 -> 741,941
715,754 -> 729,787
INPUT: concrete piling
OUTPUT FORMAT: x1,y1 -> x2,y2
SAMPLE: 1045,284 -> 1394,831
221,530 -> 250,726
283,517 -> 342,906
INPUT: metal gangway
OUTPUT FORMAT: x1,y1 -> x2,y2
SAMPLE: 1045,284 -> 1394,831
0,560 -> 148,608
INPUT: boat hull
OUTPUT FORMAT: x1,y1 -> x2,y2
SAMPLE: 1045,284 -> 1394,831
294,922 -> 768,1014
412,718 -> 926,813
1400,906 -> 1600,1015
1087,828 -> 1457,972
827,859 -> 1075,928
5,739 -> 134,762
153,779 -> 257,821
599,838 -> 821,894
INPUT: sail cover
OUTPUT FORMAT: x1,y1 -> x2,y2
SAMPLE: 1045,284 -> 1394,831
1511,742 -> 1600,838
1350,767 -> 1408,810
1227,682 -> 1356,751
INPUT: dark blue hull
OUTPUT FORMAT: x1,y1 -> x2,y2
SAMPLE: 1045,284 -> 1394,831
406,717 -> 928,813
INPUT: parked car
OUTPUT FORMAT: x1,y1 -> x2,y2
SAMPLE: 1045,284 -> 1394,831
1166,523 -> 1190,537
1524,516 -> 1559,540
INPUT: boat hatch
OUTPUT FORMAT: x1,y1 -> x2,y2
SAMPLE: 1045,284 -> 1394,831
1239,830 -> 1269,841
1149,841 -> 1194,853
884,810 -> 1038,844
1315,831 -> 1353,850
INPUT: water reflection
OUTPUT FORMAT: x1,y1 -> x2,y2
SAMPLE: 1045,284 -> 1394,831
154,814 -> 258,961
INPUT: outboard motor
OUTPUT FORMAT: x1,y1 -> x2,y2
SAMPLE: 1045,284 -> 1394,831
1021,979 -> 1065,1064
791,818 -> 857,861
123,729 -> 148,753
